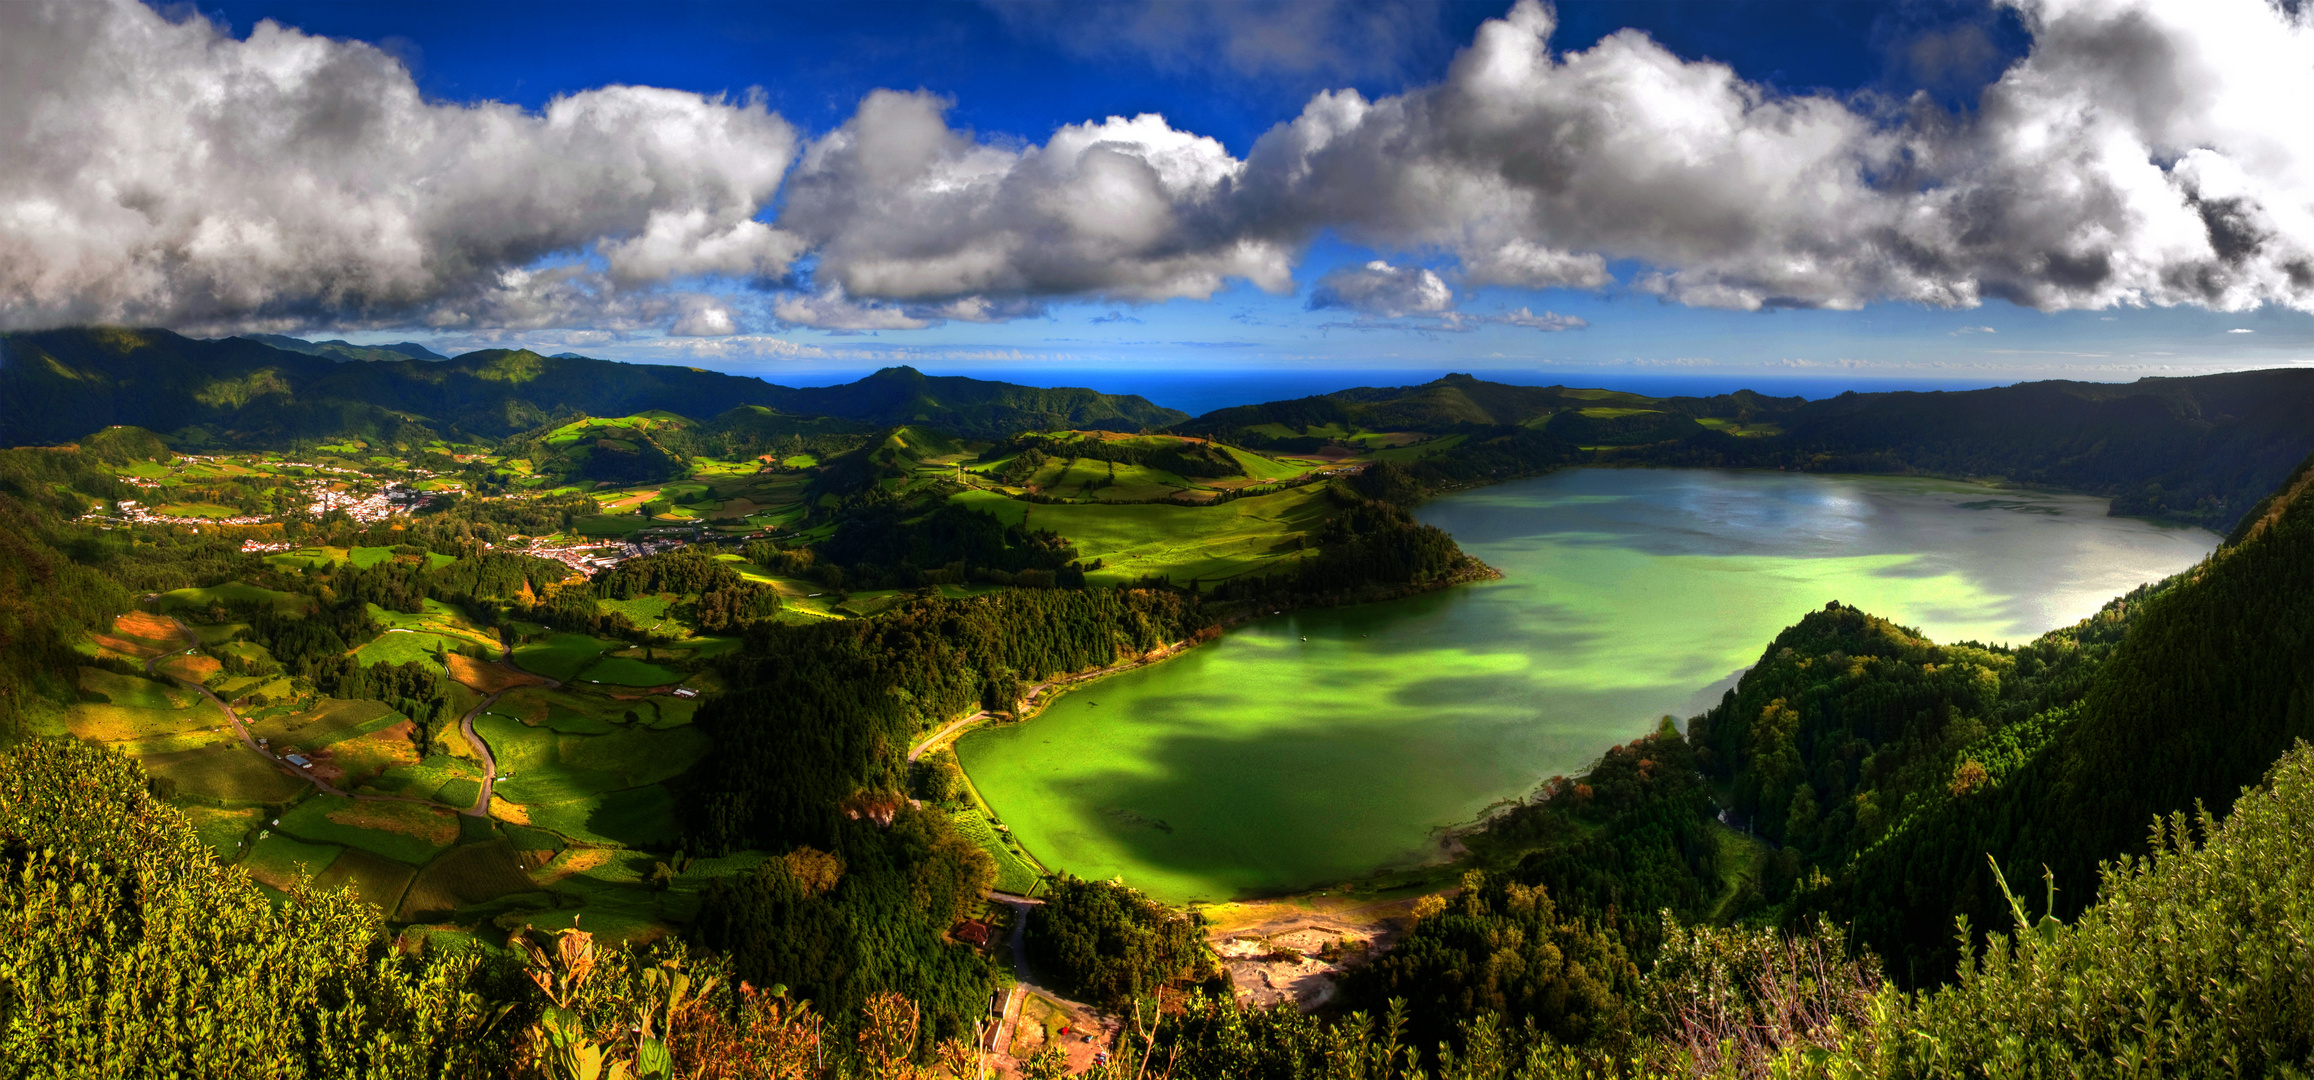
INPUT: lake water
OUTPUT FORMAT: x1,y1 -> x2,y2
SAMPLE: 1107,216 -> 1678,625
957,469 -> 2219,903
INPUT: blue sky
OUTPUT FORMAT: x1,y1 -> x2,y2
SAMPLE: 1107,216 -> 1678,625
9,1 -> 2311,395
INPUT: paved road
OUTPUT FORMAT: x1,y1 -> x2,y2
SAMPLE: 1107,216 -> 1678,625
986,891 -> 1117,1066
461,629 -> 567,816
149,621 -> 392,803
908,709 -> 990,763
905,639 -> 1194,764
150,618 -> 550,815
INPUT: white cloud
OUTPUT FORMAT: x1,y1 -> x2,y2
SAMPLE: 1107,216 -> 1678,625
1238,0 -> 2314,314
2229,327 -> 2256,333
1951,326 -> 1998,335
1308,261 -> 1455,317
1492,307 -> 1587,332
773,289 -> 933,331
0,0 -> 798,332
9,0 -> 2314,338
777,92 -> 1294,305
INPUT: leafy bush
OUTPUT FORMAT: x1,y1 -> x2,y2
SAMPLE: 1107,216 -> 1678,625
1026,876 -> 1210,1008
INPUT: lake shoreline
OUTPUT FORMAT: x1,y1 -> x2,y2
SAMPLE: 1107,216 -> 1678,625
954,466 -> 2218,906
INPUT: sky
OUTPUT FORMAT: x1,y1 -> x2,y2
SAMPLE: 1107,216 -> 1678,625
3,0 -> 2313,396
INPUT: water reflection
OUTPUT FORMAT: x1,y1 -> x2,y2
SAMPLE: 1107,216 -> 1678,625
960,469 -> 2218,902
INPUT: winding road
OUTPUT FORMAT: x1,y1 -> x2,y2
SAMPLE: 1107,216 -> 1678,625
148,618 -> 553,816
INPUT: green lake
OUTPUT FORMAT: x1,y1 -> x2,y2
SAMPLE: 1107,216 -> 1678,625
957,468 -> 2219,903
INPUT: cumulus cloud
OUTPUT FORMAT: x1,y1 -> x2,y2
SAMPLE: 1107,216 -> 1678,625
1308,261 -> 1454,317
1307,261 -> 1583,333
0,0 -> 799,331
1492,307 -> 1586,332
777,91 -> 1294,305
772,289 -> 933,332
1240,0 -> 2314,313
8,0 -> 2314,337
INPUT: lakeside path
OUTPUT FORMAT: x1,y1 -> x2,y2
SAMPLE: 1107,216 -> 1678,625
905,637 -> 1200,764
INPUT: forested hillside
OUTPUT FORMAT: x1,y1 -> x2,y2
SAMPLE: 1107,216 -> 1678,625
1182,368 -> 2314,530
12,341 -> 2314,1074
0,328 -> 1181,447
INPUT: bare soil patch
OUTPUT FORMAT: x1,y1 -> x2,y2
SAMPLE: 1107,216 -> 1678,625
446,654 -> 544,694
158,653 -> 222,683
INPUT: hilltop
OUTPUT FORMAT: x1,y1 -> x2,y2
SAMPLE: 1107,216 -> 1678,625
1178,368 -> 2314,530
0,328 -> 1184,448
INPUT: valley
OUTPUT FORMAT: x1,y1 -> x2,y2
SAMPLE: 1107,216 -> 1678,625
5,330 -> 2313,1077
959,468 -> 2216,902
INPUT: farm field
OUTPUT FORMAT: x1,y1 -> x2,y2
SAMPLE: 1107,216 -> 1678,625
576,655 -> 681,687
280,795 -> 460,865
512,632 -> 615,681
971,483 -> 1336,586
950,807 -> 1045,896
156,581 -> 310,616
243,698 -> 404,753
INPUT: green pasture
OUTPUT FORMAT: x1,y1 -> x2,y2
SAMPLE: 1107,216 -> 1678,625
279,795 -> 459,865
194,623 -> 253,646
651,635 -> 740,660
152,502 -> 239,519
244,832 -> 343,888
176,803 -> 263,860
157,581 -> 309,616
359,754 -> 487,805
347,546 -> 397,569
142,743 -> 309,805
343,547 -> 458,570
1370,434 -> 1468,462
1558,387 -> 1662,405
988,484 -> 1335,585
264,546 -> 342,570
1224,446 -> 1316,482
79,667 -> 188,710
950,488 -> 1029,527
512,633 -> 614,681
244,698 -> 402,750
576,656 -> 682,687
397,839 -> 540,921
495,689 -> 698,732
520,785 -> 684,848
1694,417 -> 1783,437
1574,406 -> 1662,419
950,807 -> 1045,895
481,716 -> 711,806
354,631 -> 462,673
211,639 -> 270,663
314,846 -> 421,914
597,595 -> 672,628
489,684 -> 653,731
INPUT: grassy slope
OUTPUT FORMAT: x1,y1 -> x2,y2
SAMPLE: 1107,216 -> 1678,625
990,483 -> 1336,585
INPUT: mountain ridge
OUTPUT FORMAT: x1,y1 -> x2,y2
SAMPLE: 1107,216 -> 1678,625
0,327 -> 1185,446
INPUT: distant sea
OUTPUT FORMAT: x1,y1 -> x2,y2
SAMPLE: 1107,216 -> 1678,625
750,364 -> 2021,417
